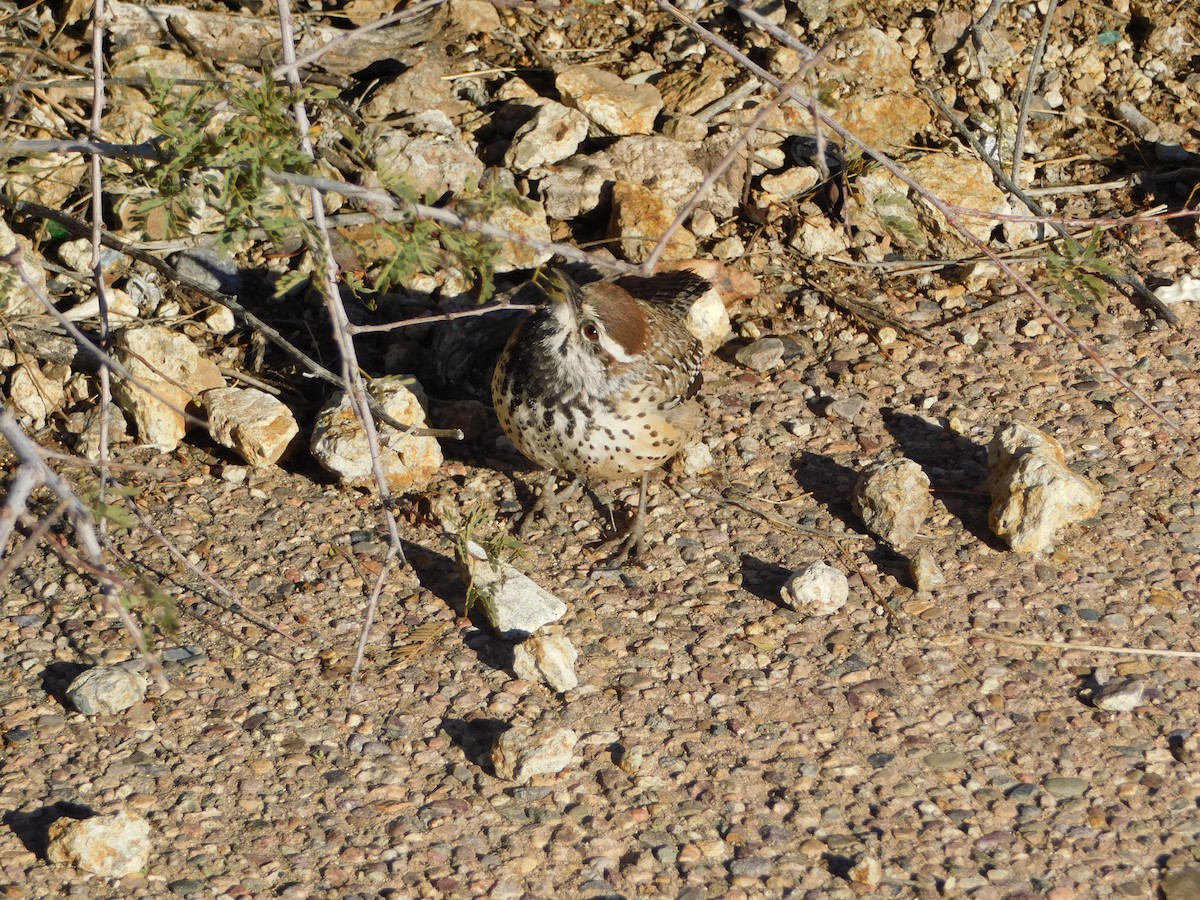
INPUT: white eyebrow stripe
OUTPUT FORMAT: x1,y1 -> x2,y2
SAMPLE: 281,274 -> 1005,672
596,328 -> 636,363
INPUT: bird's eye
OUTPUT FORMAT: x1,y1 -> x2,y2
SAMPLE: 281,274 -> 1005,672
582,323 -> 600,342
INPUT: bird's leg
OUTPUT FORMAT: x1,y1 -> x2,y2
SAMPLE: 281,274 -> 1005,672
598,472 -> 649,569
517,472 -> 581,538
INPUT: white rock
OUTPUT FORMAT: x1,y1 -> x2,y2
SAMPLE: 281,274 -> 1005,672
204,387 -> 299,467
909,548 -> 945,592
66,664 -> 148,716
47,810 -> 151,877
0,218 -> 49,316
987,422 -> 1102,554
504,100 -> 590,172
557,65 -> 662,135
512,630 -> 579,692
851,458 -> 932,549
759,166 -> 821,201
779,561 -> 849,616
671,441 -> 715,477
204,305 -> 237,335
310,379 -> 443,493
8,363 -> 66,428
1154,274 -> 1200,308
491,726 -> 578,783
112,326 -> 224,452
462,539 -> 566,639
790,218 -> 851,257
595,136 -> 704,210
682,280 -> 732,354
62,289 -> 140,323
1093,677 -> 1145,712
375,131 -> 485,198
478,196 -> 553,273
533,157 -> 611,220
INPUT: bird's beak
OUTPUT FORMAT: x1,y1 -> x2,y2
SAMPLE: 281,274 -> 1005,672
537,267 -> 580,313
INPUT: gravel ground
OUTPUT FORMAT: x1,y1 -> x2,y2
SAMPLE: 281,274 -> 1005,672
3,0 -> 1200,897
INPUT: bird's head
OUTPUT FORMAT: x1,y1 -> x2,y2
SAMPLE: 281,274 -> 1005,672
534,268 -> 649,390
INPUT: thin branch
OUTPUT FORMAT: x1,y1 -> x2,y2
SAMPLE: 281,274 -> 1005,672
1010,0 -> 1058,191
975,629 -> 1200,661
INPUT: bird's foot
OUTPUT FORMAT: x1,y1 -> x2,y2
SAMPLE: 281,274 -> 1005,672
516,473 -> 581,539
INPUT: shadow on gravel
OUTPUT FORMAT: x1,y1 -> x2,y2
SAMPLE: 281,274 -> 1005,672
880,409 -> 1001,547
791,451 -> 864,535
39,661 -> 91,710
3,802 -> 95,858
739,554 -> 792,604
440,718 -> 509,771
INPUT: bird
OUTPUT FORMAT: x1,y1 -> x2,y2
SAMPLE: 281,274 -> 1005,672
491,266 -> 711,567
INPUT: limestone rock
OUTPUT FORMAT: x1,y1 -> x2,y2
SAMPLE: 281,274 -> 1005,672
461,539 -> 566,639
512,630 -> 579,693
533,157 -> 612,220
823,27 -> 932,150
595,136 -> 704,210
66,664 -> 148,716
8,362 -> 66,429
557,65 -> 662,135
504,101 -> 590,173
310,379 -> 443,493
987,422 -> 1102,554
491,726 -> 578,783
478,195 -> 552,273
112,326 -> 224,452
375,131 -> 484,199
852,458 -> 932,549
609,180 -> 696,263
779,561 -> 849,616
0,218 -> 49,317
858,150 -> 1035,251
204,387 -> 299,467
47,810 -> 151,877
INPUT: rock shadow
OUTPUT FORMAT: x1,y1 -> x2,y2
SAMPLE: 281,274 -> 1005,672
3,802 -> 95,858
739,554 -> 792,604
40,661 -> 91,710
791,451 -> 864,535
880,409 -> 1000,547
439,717 -> 510,771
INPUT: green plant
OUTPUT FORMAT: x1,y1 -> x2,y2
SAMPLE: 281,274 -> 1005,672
1045,227 -> 1119,305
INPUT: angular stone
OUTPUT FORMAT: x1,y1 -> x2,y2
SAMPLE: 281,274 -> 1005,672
204,387 -> 299,467
47,810 -> 151,877
656,68 -> 727,116
987,422 -> 1102,554
595,136 -> 704,210
557,65 -> 662,135
858,150 -> 1035,250
478,195 -> 552,272
504,100 -> 590,173
512,630 -> 578,692
310,380 -> 443,493
491,726 -> 578,783
0,217 -> 50,317
852,458 -> 932,549
461,540 -> 566,639
608,180 -> 696,263
375,131 -> 485,199
8,362 -> 66,429
112,326 -> 224,452
823,27 -> 932,150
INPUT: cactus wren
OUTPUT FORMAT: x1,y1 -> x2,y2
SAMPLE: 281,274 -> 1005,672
492,267 -> 710,565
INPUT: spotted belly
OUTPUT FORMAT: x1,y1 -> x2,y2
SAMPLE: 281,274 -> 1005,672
498,397 -> 697,480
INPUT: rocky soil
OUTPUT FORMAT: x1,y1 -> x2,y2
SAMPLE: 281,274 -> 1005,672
2,0 -> 1200,897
